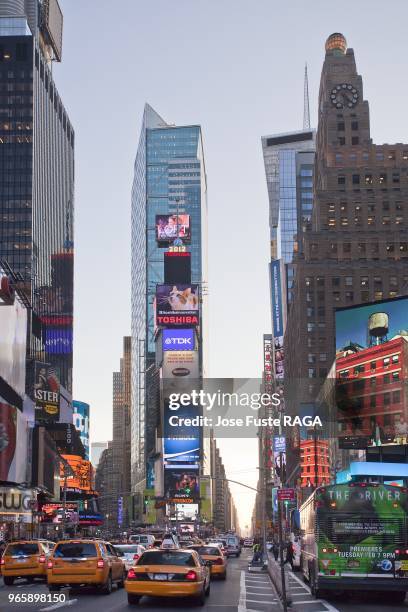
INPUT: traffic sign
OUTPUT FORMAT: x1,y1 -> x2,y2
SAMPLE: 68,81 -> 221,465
277,488 -> 295,501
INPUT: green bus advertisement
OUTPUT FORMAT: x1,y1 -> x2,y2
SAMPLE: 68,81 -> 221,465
299,483 -> 408,602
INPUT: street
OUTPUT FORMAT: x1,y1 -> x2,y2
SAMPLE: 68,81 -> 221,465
0,550 -> 278,612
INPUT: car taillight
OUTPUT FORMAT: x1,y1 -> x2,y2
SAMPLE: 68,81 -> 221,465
97,560 -> 105,568
127,568 -> 137,580
47,561 -> 53,569
405,549 -> 408,555
133,554 -> 140,562
213,558 -> 223,565
0,558 -> 4,566
396,549 -> 401,555
186,570 -> 197,581
39,555 -> 46,563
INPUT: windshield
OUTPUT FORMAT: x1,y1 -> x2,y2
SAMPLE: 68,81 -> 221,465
115,545 -> 140,554
196,546 -> 221,556
6,543 -> 39,556
138,551 -> 195,566
54,543 -> 97,558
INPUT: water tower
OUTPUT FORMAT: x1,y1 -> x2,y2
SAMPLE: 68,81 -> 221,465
368,312 -> 389,346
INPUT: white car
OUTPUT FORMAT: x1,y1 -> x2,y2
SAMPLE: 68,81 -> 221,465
114,544 -> 146,570
128,534 -> 156,548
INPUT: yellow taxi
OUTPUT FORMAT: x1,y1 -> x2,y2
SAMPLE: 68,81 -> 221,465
46,539 -> 126,594
125,548 -> 211,606
1,540 -> 55,585
189,545 -> 227,580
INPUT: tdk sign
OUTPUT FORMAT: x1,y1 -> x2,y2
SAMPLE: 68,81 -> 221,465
163,329 -> 195,351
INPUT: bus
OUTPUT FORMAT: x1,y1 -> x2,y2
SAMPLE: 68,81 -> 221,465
299,482 -> 408,602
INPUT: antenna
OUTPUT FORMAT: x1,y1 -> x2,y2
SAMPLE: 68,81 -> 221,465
303,63 -> 311,130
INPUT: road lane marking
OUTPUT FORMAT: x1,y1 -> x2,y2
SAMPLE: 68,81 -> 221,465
238,570 -> 246,612
245,599 -> 277,605
39,600 -> 77,612
288,570 -> 341,612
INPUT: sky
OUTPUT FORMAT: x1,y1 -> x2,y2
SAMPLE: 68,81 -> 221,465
54,0 -> 408,532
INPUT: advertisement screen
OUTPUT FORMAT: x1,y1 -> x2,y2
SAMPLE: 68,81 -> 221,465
169,503 -> 199,521
156,284 -> 199,327
61,455 -> 93,493
163,329 -> 195,351
34,363 -> 60,421
0,300 -> 27,396
0,400 -> 27,483
162,349 -> 200,399
45,328 -> 73,354
335,296 -> 408,448
164,252 -> 192,285
73,401 -> 90,460
40,502 -> 78,524
164,466 -> 199,501
156,214 -> 191,245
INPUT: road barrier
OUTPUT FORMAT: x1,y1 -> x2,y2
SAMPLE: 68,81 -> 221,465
267,552 -> 293,607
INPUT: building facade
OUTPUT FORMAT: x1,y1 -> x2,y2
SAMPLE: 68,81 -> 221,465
131,104 -> 208,519
284,34 -> 408,483
0,1 -> 74,394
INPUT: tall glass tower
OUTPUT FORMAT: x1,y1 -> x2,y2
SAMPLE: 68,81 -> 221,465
0,1 -> 74,394
131,105 -> 208,519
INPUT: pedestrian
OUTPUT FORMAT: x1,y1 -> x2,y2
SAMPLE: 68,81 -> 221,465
272,541 -> 279,562
284,541 -> 294,571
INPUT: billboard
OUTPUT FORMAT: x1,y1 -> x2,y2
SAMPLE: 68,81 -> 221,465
169,503 -> 199,521
34,363 -> 60,421
45,327 -> 73,354
270,261 -> 284,380
0,299 -> 27,396
156,284 -> 199,327
60,455 -> 93,493
156,214 -> 191,245
73,401 -> 90,460
40,502 -> 78,524
0,400 -> 28,483
164,466 -> 199,501
162,349 -> 200,400
42,0 -> 63,61
164,252 -> 192,285
163,329 -> 195,352
163,403 -> 200,462
335,296 -> 408,448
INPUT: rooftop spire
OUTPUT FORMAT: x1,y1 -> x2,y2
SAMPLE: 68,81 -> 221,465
303,63 -> 311,130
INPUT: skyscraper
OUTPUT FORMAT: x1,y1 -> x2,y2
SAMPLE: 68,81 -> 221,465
0,0 -> 74,393
131,105 -> 208,520
284,33 -> 408,482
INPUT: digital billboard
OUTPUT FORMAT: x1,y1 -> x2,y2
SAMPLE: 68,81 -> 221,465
60,455 -> 93,493
335,296 -> 408,448
0,400 -> 28,483
34,363 -> 60,421
156,214 -> 191,245
162,349 -> 200,399
156,284 -> 199,327
163,402 -> 200,463
40,502 -> 78,524
163,329 -> 195,351
0,299 -> 27,396
45,328 -> 73,354
164,252 -> 192,285
270,261 -> 285,380
73,401 -> 90,460
164,466 -> 199,501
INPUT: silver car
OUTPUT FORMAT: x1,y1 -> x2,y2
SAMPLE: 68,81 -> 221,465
114,544 -> 146,570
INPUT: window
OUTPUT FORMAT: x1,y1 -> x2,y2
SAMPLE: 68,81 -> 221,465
393,390 -> 401,403
361,291 -> 370,302
333,292 -> 340,302
351,136 -> 359,145
383,393 -> 391,406
352,174 -> 360,184
338,175 -> 345,185
392,371 -> 400,382
335,153 -> 343,163
382,201 -> 390,210
345,291 -> 353,302
388,151 -> 396,160
308,354 -> 316,363
358,243 -> 366,255
351,121 -> 358,131
383,374 -> 390,385
391,354 -> 399,363
382,216 -> 390,226
345,276 -> 353,286
338,137 -> 346,146
370,395 -> 376,408
370,377 -> 376,387
317,277 -> 325,286
370,361 -> 376,370
332,277 -> 340,287
392,172 -> 400,184
361,277 -> 369,287
337,122 -> 345,131
365,174 -> 373,185
379,173 -> 387,184
308,368 -> 316,378
376,151 -> 384,161
343,243 -> 351,253
383,357 -> 390,366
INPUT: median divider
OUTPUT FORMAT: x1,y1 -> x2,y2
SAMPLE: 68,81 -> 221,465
267,552 -> 293,607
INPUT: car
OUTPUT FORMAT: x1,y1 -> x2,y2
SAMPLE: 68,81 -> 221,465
128,534 -> 156,548
125,548 -> 210,606
207,541 -> 227,556
1,540 -> 55,585
46,539 -> 126,594
189,545 -> 227,580
161,533 -> 180,550
114,544 -> 146,570
243,538 -> 254,548
225,535 -> 241,558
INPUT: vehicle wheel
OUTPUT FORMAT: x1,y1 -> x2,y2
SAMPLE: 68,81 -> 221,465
101,573 -> 112,595
205,581 -> 211,596
117,570 -> 126,589
220,572 -> 227,580
48,585 -> 60,592
27,576 -> 35,584
390,592 -> 406,604
127,593 -> 141,605
3,576 -> 14,586
196,587 -> 206,606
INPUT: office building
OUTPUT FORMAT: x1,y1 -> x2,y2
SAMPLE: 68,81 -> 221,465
0,0 -> 74,394
131,104 -> 208,520
91,441 -> 108,470
284,33 -> 408,483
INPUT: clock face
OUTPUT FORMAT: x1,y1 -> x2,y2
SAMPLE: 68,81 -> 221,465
330,83 -> 359,109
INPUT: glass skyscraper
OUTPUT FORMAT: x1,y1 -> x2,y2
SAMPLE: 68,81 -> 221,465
131,105 -> 208,518
0,2 -> 74,394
